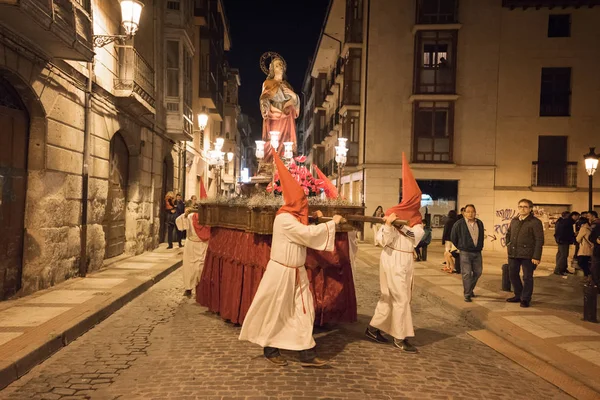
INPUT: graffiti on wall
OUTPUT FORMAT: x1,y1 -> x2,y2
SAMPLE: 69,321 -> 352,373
492,208 -> 516,247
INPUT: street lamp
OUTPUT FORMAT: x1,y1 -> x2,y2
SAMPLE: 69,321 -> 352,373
197,109 -> 208,133
335,137 -> 348,195
584,147 -> 599,212
93,0 -> 145,48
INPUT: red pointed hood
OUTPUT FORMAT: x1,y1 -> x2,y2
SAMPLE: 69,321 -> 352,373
313,165 -> 339,199
385,153 -> 422,227
199,175 -> 208,199
274,152 -> 309,225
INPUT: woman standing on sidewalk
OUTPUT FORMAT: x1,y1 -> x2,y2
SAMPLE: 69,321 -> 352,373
576,212 -> 594,278
442,210 -> 458,273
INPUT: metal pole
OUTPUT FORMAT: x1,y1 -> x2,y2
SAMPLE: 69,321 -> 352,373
589,174 -> 593,212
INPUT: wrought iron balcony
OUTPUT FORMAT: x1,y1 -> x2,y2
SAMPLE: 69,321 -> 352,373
531,161 -> 577,188
0,0 -> 93,61
502,0 -> 600,10
114,46 -> 155,115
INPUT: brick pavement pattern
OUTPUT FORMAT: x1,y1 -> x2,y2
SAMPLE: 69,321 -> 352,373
0,257 -> 573,400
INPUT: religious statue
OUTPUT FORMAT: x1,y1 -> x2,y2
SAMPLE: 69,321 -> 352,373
259,52 -> 300,162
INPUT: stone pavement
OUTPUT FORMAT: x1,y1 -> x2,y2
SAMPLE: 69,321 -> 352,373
0,245 -> 573,400
0,244 -> 183,391
356,241 -> 600,399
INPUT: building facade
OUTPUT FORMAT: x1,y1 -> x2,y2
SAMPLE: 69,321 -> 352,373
303,0 -> 600,248
0,0 -> 225,300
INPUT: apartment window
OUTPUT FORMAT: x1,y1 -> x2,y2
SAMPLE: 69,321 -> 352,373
342,111 -> 360,143
166,40 -> 180,97
540,67 -> 571,117
167,0 -> 181,10
416,0 -> 458,24
414,31 -> 457,94
345,0 -> 363,43
413,101 -> 453,163
343,48 -> 362,105
548,14 -> 570,38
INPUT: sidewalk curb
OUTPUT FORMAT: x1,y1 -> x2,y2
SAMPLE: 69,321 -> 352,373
412,272 -> 600,398
0,259 -> 182,390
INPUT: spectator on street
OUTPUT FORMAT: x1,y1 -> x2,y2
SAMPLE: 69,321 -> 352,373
450,204 -> 484,302
442,210 -> 458,273
414,220 -> 432,262
588,212 -> 600,288
165,191 -> 176,249
554,211 -> 579,275
574,211 -> 589,259
174,193 -> 185,247
576,211 -> 595,279
371,206 -> 385,246
505,199 -> 544,308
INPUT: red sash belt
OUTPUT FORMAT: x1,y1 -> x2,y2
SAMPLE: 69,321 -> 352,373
270,259 -> 307,314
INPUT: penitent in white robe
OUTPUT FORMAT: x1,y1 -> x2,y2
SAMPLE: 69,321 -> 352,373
370,223 -> 424,340
239,213 -> 336,351
175,214 -> 208,291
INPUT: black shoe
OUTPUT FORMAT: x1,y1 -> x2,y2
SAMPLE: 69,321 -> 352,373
179,244 -> 183,248
266,356 -> 288,367
470,293 -> 476,298
167,246 -> 173,249
300,357 -> 328,367
464,296 -> 472,303
183,290 -> 192,298
365,328 -> 389,344
506,296 -> 521,303
520,300 -> 530,308
393,338 -> 418,353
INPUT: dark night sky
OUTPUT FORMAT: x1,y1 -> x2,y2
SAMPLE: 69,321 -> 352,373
222,0 -> 329,138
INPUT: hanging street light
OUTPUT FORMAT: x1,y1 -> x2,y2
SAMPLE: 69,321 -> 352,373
93,0 -> 145,48
197,109 -> 209,133
584,147 -> 599,212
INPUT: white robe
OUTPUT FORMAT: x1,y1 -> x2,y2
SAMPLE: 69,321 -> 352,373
239,213 -> 336,351
175,214 -> 208,291
370,223 -> 424,340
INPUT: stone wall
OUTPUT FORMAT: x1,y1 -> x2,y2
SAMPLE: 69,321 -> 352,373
0,35 -> 175,296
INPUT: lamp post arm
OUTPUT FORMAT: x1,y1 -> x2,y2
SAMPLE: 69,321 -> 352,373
93,35 -> 129,48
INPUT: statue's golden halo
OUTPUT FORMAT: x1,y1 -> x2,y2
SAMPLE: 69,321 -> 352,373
260,52 -> 287,75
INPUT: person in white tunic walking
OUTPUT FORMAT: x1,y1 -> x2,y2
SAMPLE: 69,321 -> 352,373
175,177 -> 210,298
239,152 -> 343,367
365,153 -> 424,353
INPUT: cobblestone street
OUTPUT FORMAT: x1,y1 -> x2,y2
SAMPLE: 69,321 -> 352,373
0,257 -> 572,400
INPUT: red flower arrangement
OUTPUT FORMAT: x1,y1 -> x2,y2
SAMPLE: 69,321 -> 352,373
267,158 -> 324,197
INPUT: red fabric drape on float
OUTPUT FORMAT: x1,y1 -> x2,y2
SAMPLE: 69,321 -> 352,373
196,227 -> 357,326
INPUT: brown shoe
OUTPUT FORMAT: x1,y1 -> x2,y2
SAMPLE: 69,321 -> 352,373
265,355 -> 287,366
300,357 -> 329,368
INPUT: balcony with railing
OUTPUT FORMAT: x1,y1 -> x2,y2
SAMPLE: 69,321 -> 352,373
0,0 -> 93,61
166,0 -> 194,39
416,0 -> 458,24
114,46 -> 156,115
531,161 -> 577,188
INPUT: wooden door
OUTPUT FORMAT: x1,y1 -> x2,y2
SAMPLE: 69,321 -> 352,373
0,105 -> 28,300
103,133 -> 129,259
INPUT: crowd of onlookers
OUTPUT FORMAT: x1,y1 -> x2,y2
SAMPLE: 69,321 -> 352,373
554,210 -> 600,284
164,192 -> 200,249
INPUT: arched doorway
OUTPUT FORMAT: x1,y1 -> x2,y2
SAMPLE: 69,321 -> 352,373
0,77 -> 29,300
103,133 -> 129,259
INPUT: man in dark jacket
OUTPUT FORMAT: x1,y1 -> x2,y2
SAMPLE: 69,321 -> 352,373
450,204 -> 484,302
554,211 -> 579,275
505,199 -> 544,308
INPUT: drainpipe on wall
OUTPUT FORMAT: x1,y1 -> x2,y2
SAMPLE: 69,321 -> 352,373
80,60 -> 93,277
361,0 -> 371,210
